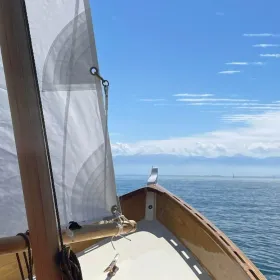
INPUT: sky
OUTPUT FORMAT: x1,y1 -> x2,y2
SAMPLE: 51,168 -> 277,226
90,0 -> 280,175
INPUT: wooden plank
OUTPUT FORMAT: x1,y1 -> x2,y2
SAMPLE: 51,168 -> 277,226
119,188 -> 146,221
155,187 -> 266,280
0,253 -> 30,280
0,1 -> 61,279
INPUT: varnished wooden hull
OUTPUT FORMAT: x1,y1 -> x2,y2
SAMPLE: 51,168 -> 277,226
0,184 -> 265,279
120,185 -> 265,280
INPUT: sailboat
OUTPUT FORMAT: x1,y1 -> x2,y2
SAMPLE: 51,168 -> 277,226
0,1 -> 265,279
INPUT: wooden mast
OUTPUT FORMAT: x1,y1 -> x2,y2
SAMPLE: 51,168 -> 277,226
0,1 -> 61,279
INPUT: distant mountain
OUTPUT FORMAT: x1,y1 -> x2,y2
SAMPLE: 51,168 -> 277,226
113,154 -> 280,166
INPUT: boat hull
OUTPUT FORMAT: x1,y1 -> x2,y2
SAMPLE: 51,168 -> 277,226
0,185 -> 265,280
119,185 -> 265,280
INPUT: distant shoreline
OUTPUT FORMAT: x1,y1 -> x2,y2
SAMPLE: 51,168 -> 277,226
115,174 -> 280,179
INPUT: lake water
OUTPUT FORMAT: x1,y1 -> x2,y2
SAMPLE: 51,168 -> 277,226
116,175 -> 280,280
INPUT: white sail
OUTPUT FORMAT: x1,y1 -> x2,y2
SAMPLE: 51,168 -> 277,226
0,0 -> 117,237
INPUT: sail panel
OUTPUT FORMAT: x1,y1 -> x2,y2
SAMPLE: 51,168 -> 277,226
0,0 -> 117,236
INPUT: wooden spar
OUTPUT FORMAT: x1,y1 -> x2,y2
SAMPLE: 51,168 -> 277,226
0,220 -> 137,256
0,1 -> 61,279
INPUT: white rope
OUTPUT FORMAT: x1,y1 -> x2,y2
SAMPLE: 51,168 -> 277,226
104,211 -> 134,275
66,226 -> 74,241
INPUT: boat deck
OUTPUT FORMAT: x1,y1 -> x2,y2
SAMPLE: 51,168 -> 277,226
78,220 -> 212,280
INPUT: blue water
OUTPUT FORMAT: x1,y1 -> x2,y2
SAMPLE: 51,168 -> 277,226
116,175 -> 280,280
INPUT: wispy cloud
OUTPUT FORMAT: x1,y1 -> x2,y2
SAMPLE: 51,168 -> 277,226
176,98 -> 257,102
226,62 -> 248,65
139,98 -> 166,102
237,106 -> 280,110
260,54 -> 280,58
200,110 -> 227,113
243,33 -> 280,37
222,112 -> 278,123
153,103 -> 183,107
218,70 -> 241,74
173,93 -> 213,97
186,102 -> 263,106
253,44 -> 280,48
216,12 -> 224,16
226,62 -> 264,66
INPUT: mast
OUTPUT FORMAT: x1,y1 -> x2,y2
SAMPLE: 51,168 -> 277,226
0,1 -> 61,279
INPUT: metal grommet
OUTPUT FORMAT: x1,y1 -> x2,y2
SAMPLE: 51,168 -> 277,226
90,67 -> 98,75
102,80 -> 110,87
148,205 -> 153,210
111,205 -> 118,214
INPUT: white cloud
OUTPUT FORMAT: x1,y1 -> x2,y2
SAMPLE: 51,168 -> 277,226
173,93 -> 213,97
225,62 -> 264,66
226,62 -> 248,65
153,103 -> 183,107
243,33 -> 280,37
222,112 -> 278,122
200,110 -> 227,113
236,106 -> 280,110
218,70 -> 241,74
253,44 -> 280,48
260,54 -> 280,58
139,98 -> 166,102
188,103 -> 238,106
186,102 -> 268,106
112,111 -> 280,158
176,98 -> 257,102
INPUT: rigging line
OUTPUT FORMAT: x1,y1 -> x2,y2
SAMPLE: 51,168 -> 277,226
104,82 -> 109,210
16,253 -> 25,280
90,67 -> 123,213
90,67 -> 110,209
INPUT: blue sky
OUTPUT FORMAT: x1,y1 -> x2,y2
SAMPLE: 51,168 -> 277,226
91,1 -> 280,174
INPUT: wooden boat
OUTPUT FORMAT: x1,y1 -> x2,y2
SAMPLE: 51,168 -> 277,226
0,178 -> 266,279
0,1 -> 266,280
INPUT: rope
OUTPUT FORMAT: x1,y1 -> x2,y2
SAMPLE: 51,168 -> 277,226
16,254 -> 24,280
89,67 -> 123,213
59,246 -> 83,280
16,231 -> 33,280
104,83 -> 109,204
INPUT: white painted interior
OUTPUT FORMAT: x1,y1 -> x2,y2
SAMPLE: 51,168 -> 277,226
78,220 -> 206,280
145,192 -> 156,220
